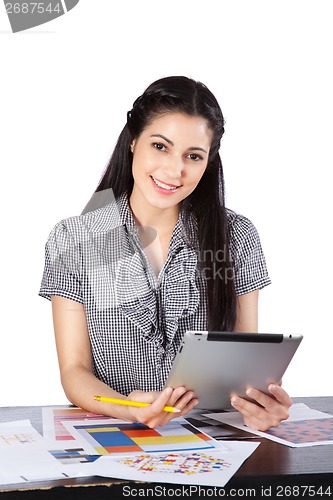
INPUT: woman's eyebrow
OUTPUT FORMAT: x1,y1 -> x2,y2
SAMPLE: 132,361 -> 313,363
150,134 -> 208,153
188,146 -> 208,154
151,134 -> 174,145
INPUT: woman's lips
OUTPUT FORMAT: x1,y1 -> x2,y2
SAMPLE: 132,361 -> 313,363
150,176 -> 181,193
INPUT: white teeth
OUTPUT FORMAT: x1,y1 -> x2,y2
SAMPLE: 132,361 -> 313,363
152,176 -> 179,190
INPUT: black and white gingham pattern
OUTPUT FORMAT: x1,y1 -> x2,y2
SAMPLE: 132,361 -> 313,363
39,195 -> 271,396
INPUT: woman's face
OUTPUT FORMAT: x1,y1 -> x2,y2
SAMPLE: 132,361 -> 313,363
129,112 -> 212,215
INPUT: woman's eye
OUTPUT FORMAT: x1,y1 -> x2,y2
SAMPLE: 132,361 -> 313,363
153,142 -> 166,151
187,153 -> 202,161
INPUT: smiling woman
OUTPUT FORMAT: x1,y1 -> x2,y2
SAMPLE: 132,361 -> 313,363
129,113 -> 212,275
130,113 -> 211,217
39,76 -> 292,431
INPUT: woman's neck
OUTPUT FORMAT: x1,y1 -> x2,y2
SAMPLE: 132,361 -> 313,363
129,197 -> 179,235
128,195 -> 179,275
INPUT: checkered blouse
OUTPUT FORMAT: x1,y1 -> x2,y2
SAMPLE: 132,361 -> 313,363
39,194 -> 271,396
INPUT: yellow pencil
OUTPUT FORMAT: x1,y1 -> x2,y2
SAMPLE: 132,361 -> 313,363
93,395 -> 181,413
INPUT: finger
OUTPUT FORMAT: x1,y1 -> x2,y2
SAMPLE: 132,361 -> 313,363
149,387 -> 174,414
129,391 -> 160,404
231,396 -> 281,431
174,392 -> 198,412
160,387 -> 198,420
268,384 -> 293,407
231,395 -> 264,419
177,398 -> 199,416
144,391 -> 192,428
135,391 -> 198,428
129,388 -> 174,427
166,386 -> 188,407
130,388 -> 173,419
146,387 -> 198,422
245,387 -> 290,420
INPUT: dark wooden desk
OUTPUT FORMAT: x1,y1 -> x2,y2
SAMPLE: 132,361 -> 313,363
1,397 -> 332,499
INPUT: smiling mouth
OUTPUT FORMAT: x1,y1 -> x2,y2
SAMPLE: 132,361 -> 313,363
150,176 -> 181,191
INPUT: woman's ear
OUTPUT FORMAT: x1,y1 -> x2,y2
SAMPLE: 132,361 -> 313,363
130,140 -> 136,153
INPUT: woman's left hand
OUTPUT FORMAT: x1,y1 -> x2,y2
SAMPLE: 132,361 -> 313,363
230,384 -> 293,431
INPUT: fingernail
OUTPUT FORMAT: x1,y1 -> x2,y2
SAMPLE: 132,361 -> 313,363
246,387 -> 255,397
231,396 -> 240,406
165,387 -> 172,397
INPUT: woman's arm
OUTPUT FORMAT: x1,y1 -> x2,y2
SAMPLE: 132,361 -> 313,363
234,290 -> 259,333
51,295 -> 133,418
231,290 -> 292,430
51,296 -> 197,427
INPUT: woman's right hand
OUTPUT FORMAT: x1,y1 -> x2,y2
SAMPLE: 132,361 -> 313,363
127,386 -> 198,428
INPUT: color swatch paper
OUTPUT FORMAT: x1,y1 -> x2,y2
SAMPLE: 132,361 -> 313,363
62,418 -> 224,456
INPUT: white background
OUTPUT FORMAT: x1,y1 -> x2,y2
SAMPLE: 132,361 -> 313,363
0,1 -> 332,406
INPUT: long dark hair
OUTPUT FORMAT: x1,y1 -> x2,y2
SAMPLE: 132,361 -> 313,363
96,76 -> 236,331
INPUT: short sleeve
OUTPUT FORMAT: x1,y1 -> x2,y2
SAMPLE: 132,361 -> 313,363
39,222 -> 83,303
228,211 -> 271,296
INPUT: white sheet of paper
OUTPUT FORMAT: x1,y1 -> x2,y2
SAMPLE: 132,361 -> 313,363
0,420 -> 100,486
204,404 -> 333,447
0,423 -> 68,486
88,441 -> 259,487
0,420 -> 32,428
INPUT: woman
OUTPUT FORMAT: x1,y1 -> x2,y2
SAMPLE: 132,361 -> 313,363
39,76 -> 292,430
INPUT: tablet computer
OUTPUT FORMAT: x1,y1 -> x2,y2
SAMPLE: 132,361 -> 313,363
165,331 -> 303,410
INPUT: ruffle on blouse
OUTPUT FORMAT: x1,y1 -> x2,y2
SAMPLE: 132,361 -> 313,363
163,246 -> 199,344
115,230 -> 199,351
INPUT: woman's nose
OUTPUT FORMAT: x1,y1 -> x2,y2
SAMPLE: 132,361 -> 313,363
163,156 -> 184,180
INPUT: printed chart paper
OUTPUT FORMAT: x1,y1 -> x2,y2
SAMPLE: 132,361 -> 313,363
88,441 -> 260,487
205,403 -> 333,447
62,418 -> 225,456
42,406 -> 109,444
